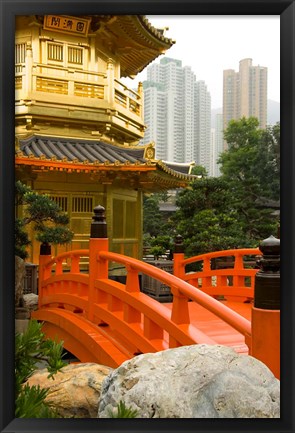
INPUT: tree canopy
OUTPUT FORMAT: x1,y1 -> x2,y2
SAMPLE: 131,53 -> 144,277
143,117 -> 279,258
173,118 -> 280,256
218,117 -> 280,240
143,194 -> 166,238
219,117 -> 280,202
174,177 -> 255,256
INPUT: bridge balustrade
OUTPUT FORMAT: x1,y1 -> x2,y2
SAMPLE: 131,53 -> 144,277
37,244 -> 252,355
173,241 -> 261,302
33,205 -> 280,378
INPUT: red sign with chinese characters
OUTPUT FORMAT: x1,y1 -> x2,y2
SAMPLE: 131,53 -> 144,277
43,15 -> 91,36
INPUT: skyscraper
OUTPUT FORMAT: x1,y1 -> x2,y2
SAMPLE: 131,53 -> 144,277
211,113 -> 224,177
223,58 -> 268,147
141,58 -> 211,172
195,80 -> 211,172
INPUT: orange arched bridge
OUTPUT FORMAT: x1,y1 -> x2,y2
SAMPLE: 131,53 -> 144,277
32,220 -> 280,379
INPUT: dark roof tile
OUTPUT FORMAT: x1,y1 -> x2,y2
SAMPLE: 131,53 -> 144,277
19,136 -> 146,165
17,135 -> 196,185
163,162 -> 193,175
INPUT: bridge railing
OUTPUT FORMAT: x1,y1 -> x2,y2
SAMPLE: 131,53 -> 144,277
38,246 -> 90,311
37,207 -> 253,351
172,236 -> 261,301
37,244 -> 251,351
95,251 -> 252,334
37,205 -> 280,378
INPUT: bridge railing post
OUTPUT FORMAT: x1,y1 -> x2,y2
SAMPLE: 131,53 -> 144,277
173,234 -> 185,280
170,235 -> 190,345
88,205 -> 109,321
38,242 -> 52,308
251,235 -> 280,379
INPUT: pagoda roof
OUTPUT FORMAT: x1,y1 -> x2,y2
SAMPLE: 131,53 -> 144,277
162,161 -> 195,175
15,135 -> 196,191
86,15 -> 175,77
18,135 -> 146,164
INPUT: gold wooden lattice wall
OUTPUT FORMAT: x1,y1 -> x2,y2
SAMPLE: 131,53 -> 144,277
49,195 -> 68,212
36,77 -> 68,94
74,83 -> 104,99
72,196 -> 93,213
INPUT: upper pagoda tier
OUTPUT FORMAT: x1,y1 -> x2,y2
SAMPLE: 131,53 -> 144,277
15,15 -> 175,145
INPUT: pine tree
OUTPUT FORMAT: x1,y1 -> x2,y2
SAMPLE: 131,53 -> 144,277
15,181 -> 74,259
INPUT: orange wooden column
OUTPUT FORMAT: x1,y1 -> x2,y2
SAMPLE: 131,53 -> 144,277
173,234 -> 185,280
251,236 -> 280,379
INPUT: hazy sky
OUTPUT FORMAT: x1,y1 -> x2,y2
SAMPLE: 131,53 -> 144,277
123,15 -> 280,109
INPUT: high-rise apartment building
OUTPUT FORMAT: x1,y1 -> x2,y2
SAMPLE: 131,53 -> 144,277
141,58 -> 211,172
195,80 -> 211,171
211,113 -> 223,177
223,58 -> 268,147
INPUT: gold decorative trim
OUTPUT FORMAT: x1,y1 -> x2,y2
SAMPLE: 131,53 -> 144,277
144,142 -> 155,160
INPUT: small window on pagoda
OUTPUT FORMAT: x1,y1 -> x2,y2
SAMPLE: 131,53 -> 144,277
15,43 -> 26,72
47,43 -> 63,62
68,46 -> 83,65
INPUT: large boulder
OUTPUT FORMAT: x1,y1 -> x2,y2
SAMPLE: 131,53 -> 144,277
27,363 -> 112,418
98,345 -> 280,418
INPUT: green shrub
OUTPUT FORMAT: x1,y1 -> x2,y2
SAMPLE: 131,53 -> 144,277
108,400 -> 138,418
15,319 -> 67,418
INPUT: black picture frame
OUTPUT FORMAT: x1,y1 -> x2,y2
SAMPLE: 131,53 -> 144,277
1,1 -> 294,432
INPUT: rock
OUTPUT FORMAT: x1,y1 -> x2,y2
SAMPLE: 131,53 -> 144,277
23,293 -> 39,313
15,256 -> 25,307
98,345 -> 280,418
27,363 -> 112,418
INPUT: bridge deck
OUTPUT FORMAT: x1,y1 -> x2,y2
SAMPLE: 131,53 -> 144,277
90,299 -> 252,356
163,300 -> 252,354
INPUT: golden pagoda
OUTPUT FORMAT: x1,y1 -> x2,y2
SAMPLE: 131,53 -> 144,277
15,15 -> 195,265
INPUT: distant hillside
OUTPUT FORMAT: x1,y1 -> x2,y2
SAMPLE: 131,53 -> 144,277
211,100 -> 280,128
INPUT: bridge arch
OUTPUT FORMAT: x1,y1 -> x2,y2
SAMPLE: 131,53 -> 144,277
33,308 -> 129,367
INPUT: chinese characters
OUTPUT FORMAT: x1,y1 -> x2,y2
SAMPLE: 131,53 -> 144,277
44,16 -> 90,36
